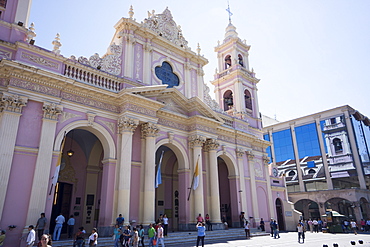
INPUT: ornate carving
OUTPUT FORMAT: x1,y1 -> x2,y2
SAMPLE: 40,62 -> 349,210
236,148 -> 244,158
77,42 -> 122,75
246,150 -> 254,160
121,104 -> 156,117
0,49 -> 11,59
205,138 -> 219,151
52,33 -> 62,54
86,112 -> 96,126
10,78 -> 60,97
168,132 -> 174,143
60,111 -> 81,123
61,92 -> 119,113
141,122 -> 159,137
158,118 -> 188,131
222,145 -> 227,155
100,120 -> 116,134
42,102 -> 62,120
188,135 -> 206,148
254,162 -> 263,178
117,117 -> 139,134
0,92 -> 27,113
203,83 -> 222,112
21,52 -> 59,69
27,23 -> 36,42
135,44 -> 142,80
142,8 -> 188,48
263,155 -> 270,165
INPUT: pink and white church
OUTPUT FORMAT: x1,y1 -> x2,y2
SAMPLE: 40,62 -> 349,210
0,0 -> 299,245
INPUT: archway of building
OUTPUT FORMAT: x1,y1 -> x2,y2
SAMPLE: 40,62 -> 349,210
294,199 -> 320,220
217,154 -> 239,227
360,197 -> 370,220
325,198 -> 354,220
275,198 -> 285,231
50,129 -> 104,236
154,141 -> 188,232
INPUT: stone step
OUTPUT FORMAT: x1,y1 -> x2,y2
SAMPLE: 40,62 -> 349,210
51,228 -> 269,247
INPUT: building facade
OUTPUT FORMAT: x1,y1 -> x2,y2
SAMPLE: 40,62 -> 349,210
0,1 -> 297,245
263,105 -> 370,224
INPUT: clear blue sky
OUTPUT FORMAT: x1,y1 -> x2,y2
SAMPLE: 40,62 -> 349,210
29,0 -> 370,122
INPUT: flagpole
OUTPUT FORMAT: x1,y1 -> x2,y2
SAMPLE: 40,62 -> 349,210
187,154 -> 200,201
49,131 -> 66,195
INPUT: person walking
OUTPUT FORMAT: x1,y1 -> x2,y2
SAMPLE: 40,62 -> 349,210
53,212 -> 65,241
112,224 -> 121,247
132,227 -> 139,247
26,225 -> 36,247
270,218 -> 274,237
205,214 -> 212,231
196,222 -> 206,247
307,219 -> 313,233
156,223 -> 165,247
122,225 -> 131,247
148,224 -> 156,247
0,230 -> 6,246
297,222 -> 305,243
259,218 -> 265,231
163,214 -> 169,237
312,219 -> 319,233
35,213 -> 48,242
138,224 -> 145,247
74,227 -> 85,247
67,215 -> 75,238
350,220 -> 358,235
88,228 -> 98,246
273,220 -> 280,239
244,220 -> 250,239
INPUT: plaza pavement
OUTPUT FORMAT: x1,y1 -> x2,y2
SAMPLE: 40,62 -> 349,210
194,231 -> 370,247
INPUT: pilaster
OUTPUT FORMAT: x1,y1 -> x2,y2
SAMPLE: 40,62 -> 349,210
117,117 -> 139,224
25,102 -> 62,227
263,155 -> 275,220
0,92 -> 28,219
246,150 -> 259,220
236,148 -> 248,217
142,122 -> 159,224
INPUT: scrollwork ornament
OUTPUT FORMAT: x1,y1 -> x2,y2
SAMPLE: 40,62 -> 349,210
141,122 -> 159,137
42,102 -> 63,120
236,148 -> 244,158
188,135 -> 206,148
0,92 -> 28,113
205,138 -> 219,151
118,117 -> 139,134
246,150 -> 254,160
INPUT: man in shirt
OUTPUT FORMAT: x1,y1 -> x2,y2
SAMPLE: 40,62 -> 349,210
26,225 -> 36,247
35,213 -> 47,241
116,214 -> 124,227
148,223 -> 156,247
67,215 -> 75,238
53,212 -> 65,241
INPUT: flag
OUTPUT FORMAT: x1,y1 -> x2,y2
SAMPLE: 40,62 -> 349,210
155,150 -> 164,188
50,132 -> 66,192
193,155 -> 200,190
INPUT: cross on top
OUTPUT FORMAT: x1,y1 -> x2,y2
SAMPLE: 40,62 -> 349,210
226,1 -> 233,22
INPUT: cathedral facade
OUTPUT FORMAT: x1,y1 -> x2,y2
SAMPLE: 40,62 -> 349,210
0,1 -> 297,245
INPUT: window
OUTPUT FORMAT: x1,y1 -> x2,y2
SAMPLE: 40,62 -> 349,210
333,138 -> 343,152
308,169 -> 316,175
0,0 -> 7,8
244,89 -> 252,110
223,90 -> 233,110
155,62 -> 179,88
288,170 -> 296,177
225,55 -> 232,69
238,54 -> 244,67
330,118 -> 336,125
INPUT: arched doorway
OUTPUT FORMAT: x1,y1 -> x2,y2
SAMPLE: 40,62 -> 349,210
294,199 -> 320,220
50,129 -> 104,236
325,198 -> 354,220
275,198 -> 285,231
154,145 -> 182,231
360,197 -> 369,220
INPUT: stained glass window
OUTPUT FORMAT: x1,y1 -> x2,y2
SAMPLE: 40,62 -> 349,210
155,62 -> 179,88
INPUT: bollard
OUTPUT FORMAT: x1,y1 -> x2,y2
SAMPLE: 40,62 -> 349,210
323,245 -> 328,247
359,240 -> 363,244
350,241 -> 356,245
333,244 -> 339,247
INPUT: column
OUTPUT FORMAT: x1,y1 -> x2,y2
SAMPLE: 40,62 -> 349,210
117,117 -> 139,225
142,122 -> 159,224
246,151 -> 259,220
100,158 -> 117,226
25,102 -> 62,226
206,139 -> 221,223
189,135 -> 206,221
290,124 -> 305,192
263,156 -> 275,219
315,118 -> 333,190
0,92 -> 27,219
235,149 -> 248,217
343,110 -> 367,189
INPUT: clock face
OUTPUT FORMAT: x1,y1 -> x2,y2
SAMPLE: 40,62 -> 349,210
272,167 -> 279,177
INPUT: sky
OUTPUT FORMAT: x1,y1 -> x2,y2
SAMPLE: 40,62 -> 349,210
29,0 -> 370,122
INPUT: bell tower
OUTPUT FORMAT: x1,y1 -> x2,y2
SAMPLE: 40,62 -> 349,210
211,20 -> 261,127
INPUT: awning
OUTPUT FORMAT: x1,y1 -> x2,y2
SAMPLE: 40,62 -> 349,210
321,211 -> 345,217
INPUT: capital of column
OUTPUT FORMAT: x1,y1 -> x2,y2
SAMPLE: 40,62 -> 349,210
141,122 -> 159,137
246,150 -> 254,160
236,148 -> 244,158
118,117 -> 139,134
205,138 -> 219,151
0,92 -> 28,113
42,102 -> 63,120
144,42 -> 153,52
188,135 -> 206,148
263,155 -> 270,165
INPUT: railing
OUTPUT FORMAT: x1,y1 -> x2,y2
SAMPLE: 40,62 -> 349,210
217,65 -> 255,79
64,63 -> 121,92
323,122 -> 345,131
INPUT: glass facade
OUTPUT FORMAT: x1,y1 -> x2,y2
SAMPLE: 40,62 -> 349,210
295,123 -> 321,159
351,116 -> 370,174
263,134 -> 272,163
272,129 -> 294,163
